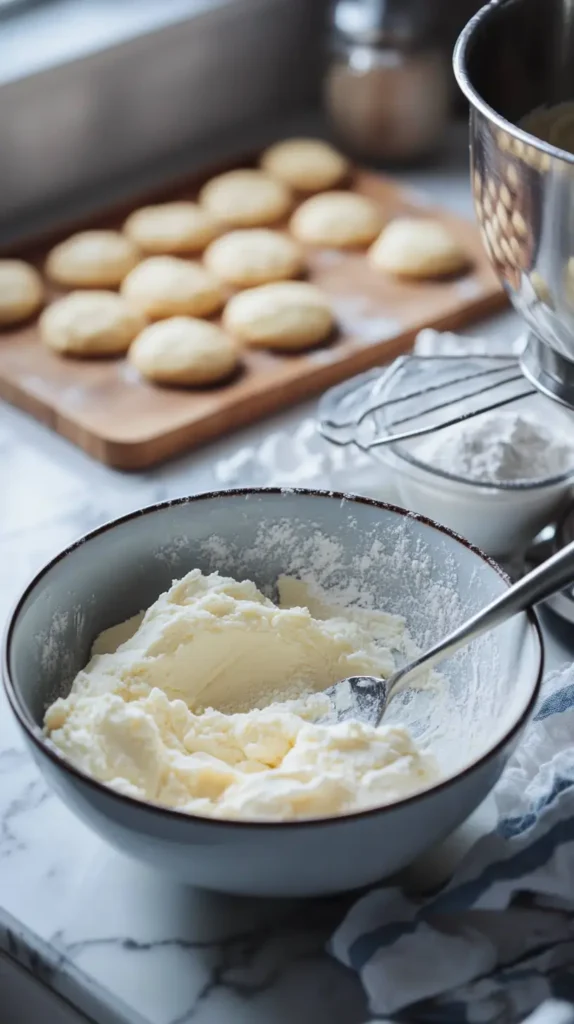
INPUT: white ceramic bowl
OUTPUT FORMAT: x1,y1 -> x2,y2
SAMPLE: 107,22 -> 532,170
2,489 -> 543,897
379,444 -> 574,558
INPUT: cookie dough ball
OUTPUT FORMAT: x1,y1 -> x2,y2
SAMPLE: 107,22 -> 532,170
129,317 -> 239,386
369,218 -> 469,278
45,230 -> 140,288
223,281 -> 333,351
0,260 -> 44,325
204,229 -> 304,288
121,256 -> 224,320
290,191 -> 382,248
123,201 -> 220,255
39,291 -> 144,357
199,169 -> 292,228
260,137 -> 350,192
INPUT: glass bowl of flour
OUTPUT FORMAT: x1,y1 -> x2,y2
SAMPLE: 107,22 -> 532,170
370,356 -> 574,557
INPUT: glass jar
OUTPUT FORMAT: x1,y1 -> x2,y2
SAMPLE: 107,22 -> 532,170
324,0 -> 451,164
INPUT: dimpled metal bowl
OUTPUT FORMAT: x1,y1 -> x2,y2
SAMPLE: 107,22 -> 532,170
2,489 -> 543,897
454,0 -> 574,406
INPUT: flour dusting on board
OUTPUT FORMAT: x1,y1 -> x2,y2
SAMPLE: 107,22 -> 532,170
330,297 -> 401,345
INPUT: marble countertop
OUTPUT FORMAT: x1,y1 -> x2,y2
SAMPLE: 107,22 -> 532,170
1,134 -> 573,1024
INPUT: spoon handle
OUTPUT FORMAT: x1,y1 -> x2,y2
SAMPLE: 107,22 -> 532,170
388,537 -> 574,698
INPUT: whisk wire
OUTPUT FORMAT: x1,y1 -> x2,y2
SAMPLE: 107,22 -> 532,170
318,354 -> 537,451
369,385 -> 536,448
356,362 -> 521,428
381,374 -> 531,433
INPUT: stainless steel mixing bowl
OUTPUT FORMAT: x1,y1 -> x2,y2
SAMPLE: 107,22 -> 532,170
454,0 -> 574,406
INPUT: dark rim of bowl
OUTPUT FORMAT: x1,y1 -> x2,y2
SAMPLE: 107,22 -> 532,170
453,0 -> 574,168
1,487 -> 545,831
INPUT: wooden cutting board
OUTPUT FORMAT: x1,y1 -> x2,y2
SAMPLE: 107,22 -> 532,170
0,161 -> 506,470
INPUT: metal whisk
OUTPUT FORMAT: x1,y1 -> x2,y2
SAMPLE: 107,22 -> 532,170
318,355 -> 537,452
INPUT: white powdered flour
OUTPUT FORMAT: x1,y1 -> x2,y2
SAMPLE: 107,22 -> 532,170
414,410 -> 574,484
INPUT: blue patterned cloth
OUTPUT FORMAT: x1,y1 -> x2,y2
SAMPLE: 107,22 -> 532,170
331,664 -> 574,1024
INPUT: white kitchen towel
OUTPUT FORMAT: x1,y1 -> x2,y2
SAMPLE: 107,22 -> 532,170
330,659 -> 574,1024
362,1001 -> 574,1024
413,326 -> 524,358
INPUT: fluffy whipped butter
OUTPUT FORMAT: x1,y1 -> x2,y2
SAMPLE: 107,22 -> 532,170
44,570 -> 439,821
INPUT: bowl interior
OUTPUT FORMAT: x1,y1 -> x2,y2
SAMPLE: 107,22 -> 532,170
5,490 -> 541,790
462,0 -> 574,127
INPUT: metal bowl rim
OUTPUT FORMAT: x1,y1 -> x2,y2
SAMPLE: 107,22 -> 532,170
453,0 -> 574,167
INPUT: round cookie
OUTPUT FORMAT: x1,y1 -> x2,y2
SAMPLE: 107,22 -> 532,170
45,230 -> 140,288
260,137 -> 350,192
290,191 -> 382,247
123,202 -> 220,255
129,317 -> 239,386
199,169 -> 292,228
39,291 -> 145,357
0,260 -> 44,325
369,218 -> 469,278
204,229 -> 303,288
121,256 -> 224,320
223,281 -> 333,350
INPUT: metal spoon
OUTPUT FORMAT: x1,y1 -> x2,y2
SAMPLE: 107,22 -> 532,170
323,537 -> 574,728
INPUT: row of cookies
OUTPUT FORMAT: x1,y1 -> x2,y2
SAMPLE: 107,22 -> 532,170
129,281 -> 334,386
0,138 -> 470,387
35,271 -> 334,382
39,196 -> 465,310
40,199 -> 466,306
0,199 -> 467,326
17,134 -> 466,289
123,138 -> 352,262
36,206 -> 468,371
0,143 -> 345,378
0,140 -> 349,344
0,138 -> 348,320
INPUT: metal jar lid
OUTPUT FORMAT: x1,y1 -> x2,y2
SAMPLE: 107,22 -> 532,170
329,0 -> 439,49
